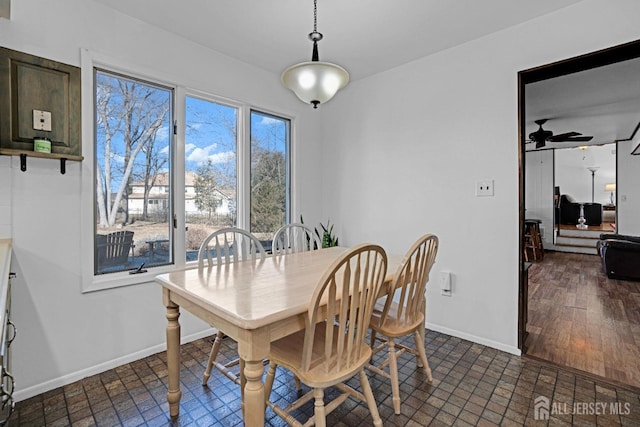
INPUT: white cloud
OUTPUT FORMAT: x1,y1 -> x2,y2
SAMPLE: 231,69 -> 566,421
260,116 -> 281,125
156,126 -> 170,142
110,153 -> 125,164
186,144 -> 234,164
208,151 -> 235,164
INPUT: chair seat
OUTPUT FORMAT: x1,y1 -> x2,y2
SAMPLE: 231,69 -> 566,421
370,299 -> 424,338
270,322 -> 372,388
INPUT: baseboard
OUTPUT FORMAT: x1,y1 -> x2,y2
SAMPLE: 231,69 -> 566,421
16,324 -> 522,403
425,322 -> 521,356
14,327 -> 216,403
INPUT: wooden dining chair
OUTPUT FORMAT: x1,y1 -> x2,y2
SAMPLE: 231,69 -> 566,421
264,243 -> 387,427
272,223 -> 322,255
367,234 -> 439,415
198,228 -> 267,387
272,223 -> 322,393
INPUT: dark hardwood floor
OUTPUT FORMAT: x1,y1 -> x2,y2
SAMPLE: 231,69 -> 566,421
526,250 -> 640,389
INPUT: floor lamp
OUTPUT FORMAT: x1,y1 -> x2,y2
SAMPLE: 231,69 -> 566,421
587,166 -> 599,203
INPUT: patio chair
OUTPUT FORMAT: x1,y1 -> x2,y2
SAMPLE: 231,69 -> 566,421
96,231 -> 135,272
367,233 -> 439,415
264,243 -> 387,427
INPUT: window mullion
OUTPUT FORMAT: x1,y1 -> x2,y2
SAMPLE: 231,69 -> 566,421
237,107 -> 251,230
173,86 -> 186,267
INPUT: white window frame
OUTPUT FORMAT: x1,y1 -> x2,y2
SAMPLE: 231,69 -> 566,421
80,49 -> 295,293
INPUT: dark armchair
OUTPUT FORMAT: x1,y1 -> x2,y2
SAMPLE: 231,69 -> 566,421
559,195 -> 602,226
597,233 -> 640,281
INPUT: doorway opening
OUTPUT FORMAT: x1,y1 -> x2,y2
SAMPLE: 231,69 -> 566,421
518,39 -> 640,389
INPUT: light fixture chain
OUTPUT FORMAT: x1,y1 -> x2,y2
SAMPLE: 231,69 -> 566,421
313,0 -> 318,33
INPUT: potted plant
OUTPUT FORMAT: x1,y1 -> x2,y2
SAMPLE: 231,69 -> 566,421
300,215 -> 339,249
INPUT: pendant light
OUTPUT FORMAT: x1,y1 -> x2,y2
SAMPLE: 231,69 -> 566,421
281,0 -> 349,108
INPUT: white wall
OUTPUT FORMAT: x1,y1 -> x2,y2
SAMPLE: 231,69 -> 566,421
0,0 -> 324,401
4,0 -> 640,403
555,144 -> 616,205
0,157 -> 10,237
525,150 -> 554,247
321,0 -> 640,353
618,139 -> 640,234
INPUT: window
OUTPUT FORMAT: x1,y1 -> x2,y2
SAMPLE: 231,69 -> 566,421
250,110 -> 290,249
184,96 -> 238,262
92,68 -> 291,277
94,69 -> 173,274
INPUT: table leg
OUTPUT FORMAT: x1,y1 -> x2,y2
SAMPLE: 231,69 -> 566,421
242,359 -> 265,426
166,301 -> 182,418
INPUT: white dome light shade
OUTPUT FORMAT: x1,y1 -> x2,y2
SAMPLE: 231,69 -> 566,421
281,61 -> 349,107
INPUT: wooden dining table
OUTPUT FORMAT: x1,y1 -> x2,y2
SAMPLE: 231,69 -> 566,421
155,246 -> 401,426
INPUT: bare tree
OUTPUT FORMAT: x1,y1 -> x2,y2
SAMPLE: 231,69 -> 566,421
138,132 -> 168,220
95,73 -> 170,227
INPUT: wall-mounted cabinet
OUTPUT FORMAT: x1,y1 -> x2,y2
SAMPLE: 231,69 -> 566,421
0,46 -> 82,173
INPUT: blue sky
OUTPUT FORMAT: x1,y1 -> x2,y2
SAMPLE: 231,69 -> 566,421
96,72 -> 287,191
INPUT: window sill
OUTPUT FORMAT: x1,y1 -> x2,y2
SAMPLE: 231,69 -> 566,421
84,262 -> 198,293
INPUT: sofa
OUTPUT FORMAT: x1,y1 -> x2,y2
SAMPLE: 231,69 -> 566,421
597,233 -> 640,281
559,194 -> 602,226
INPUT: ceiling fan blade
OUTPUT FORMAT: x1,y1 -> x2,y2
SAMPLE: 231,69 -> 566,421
548,131 -> 581,141
565,136 -> 593,142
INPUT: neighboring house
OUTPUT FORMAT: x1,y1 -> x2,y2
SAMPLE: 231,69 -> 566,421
128,172 -> 234,217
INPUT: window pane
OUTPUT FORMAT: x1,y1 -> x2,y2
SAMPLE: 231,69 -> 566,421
184,97 -> 238,262
250,110 -> 290,251
94,70 -> 173,274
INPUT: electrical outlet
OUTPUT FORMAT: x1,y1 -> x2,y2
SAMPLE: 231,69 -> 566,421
475,179 -> 494,197
440,271 -> 451,296
33,110 -> 52,132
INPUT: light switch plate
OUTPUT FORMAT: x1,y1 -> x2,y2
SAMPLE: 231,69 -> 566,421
476,179 -> 494,197
33,110 -> 52,131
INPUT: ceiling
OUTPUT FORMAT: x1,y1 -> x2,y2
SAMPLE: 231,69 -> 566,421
525,56 -> 640,151
91,0 -> 583,81
91,0 -> 640,150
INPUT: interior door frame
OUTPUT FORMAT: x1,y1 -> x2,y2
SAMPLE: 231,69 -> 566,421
517,38 -> 640,351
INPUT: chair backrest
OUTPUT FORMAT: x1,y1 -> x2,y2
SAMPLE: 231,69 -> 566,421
198,227 -> 266,268
301,244 -> 387,374
272,223 -> 322,255
375,234 -> 438,330
97,231 -> 134,268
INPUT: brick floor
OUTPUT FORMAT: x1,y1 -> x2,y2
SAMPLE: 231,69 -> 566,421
11,331 -> 640,426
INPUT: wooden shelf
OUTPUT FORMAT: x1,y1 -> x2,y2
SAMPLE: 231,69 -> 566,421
0,148 -> 83,161
0,148 -> 83,174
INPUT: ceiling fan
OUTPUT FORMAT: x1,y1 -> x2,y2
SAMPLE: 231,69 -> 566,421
527,119 -> 593,149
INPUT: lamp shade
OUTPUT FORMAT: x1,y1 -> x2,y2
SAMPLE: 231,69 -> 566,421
281,61 -> 349,107
604,183 -> 616,192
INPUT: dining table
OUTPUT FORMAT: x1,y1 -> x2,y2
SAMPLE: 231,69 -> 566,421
155,246 -> 401,427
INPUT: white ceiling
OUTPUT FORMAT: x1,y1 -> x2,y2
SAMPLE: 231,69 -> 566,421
91,0 -> 640,151
91,0 -> 583,81
525,56 -> 640,151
